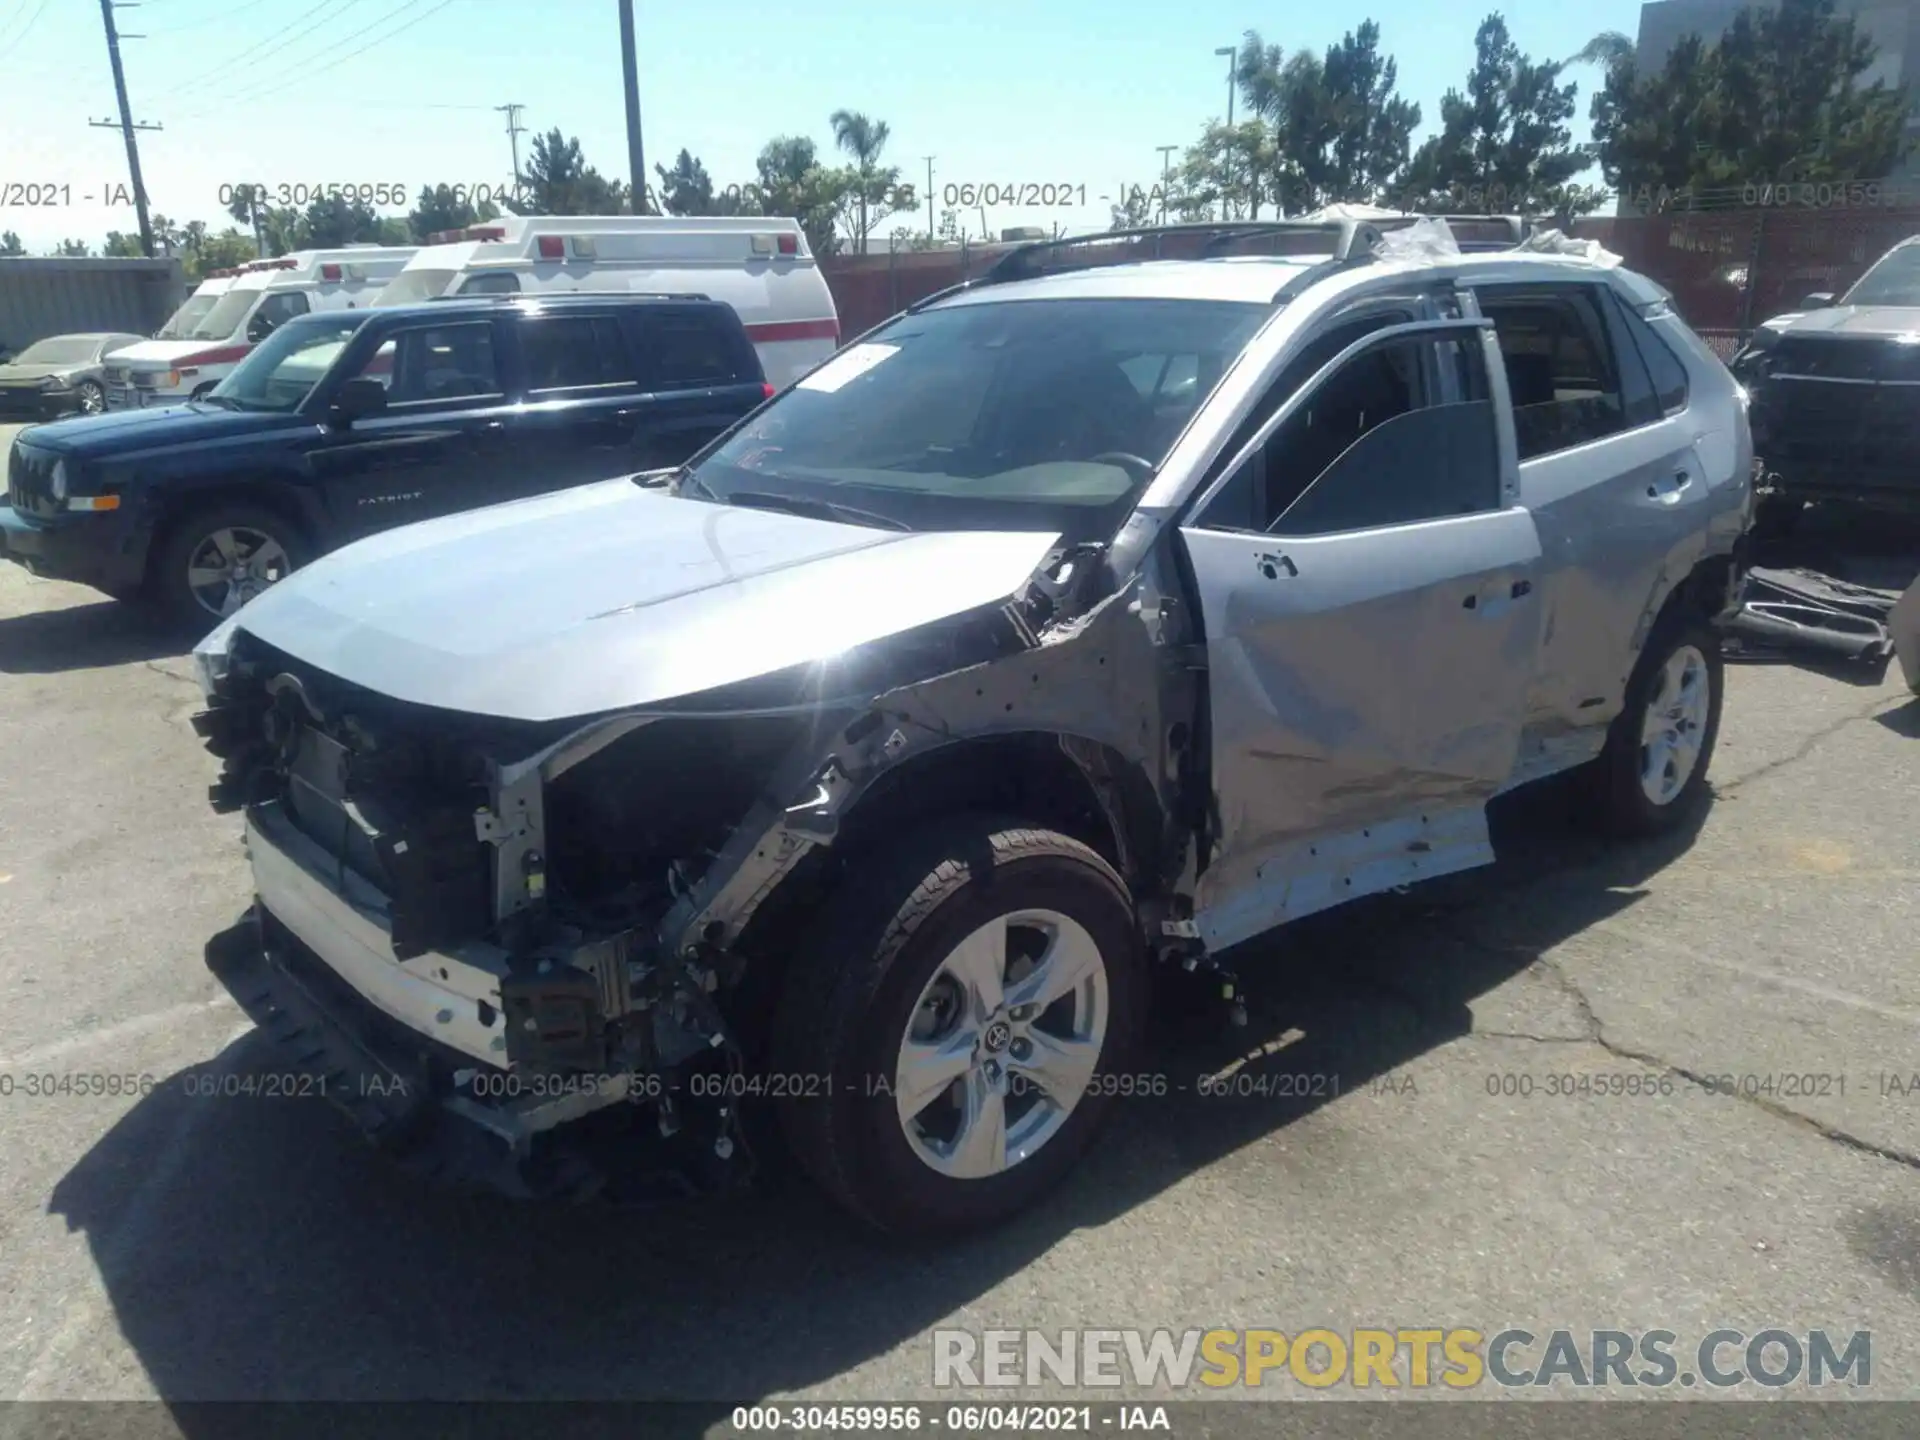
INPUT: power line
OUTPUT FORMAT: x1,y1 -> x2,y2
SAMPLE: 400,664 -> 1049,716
154,0 -> 355,101
149,0 -> 281,36
177,0 -> 433,112
180,0 -> 451,115
0,0 -> 54,50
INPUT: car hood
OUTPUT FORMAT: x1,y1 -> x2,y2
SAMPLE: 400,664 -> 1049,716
229,478 -> 1063,723
107,337 -> 241,368
0,363 -> 80,385
16,402 -> 297,457
1776,305 -> 1920,338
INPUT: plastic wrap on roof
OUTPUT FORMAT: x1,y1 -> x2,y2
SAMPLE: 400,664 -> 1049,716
1370,216 -> 1462,261
1300,203 -> 1409,223
1516,227 -> 1623,268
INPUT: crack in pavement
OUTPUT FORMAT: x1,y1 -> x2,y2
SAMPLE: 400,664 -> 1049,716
1713,692 -> 1907,797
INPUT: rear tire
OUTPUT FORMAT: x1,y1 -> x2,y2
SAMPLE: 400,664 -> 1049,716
151,502 -> 307,631
1591,613 -> 1724,838
773,816 -> 1143,1237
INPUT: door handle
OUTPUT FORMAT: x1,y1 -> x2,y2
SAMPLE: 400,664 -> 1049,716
1254,551 -> 1297,580
1647,469 -> 1691,500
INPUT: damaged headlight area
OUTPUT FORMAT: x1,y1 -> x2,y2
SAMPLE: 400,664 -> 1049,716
189,597 -> 1051,1200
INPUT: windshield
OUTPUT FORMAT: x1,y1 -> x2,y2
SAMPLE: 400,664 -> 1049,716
210,313 -> 367,412
1842,245 -> 1920,307
12,337 -> 101,365
191,284 -> 267,339
157,294 -> 219,339
687,297 -> 1269,541
374,269 -> 456,306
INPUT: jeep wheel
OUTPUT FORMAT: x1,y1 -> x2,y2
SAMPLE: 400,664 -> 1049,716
154,503 -> 306,629
1593,615 -> 1724,837
774,818 -> 1143,1237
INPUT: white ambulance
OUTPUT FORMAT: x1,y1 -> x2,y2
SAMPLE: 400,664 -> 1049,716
153,273 -> 236,341
104,245 -> 418,409
372,216 -> 840,387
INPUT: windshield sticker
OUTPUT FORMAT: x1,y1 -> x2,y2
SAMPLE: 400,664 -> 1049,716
797,343 -> 899,393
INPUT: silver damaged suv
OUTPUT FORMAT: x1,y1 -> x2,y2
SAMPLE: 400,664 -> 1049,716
191,217 -> 1752,1235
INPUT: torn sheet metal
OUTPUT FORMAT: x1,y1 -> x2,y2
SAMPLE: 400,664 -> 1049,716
1720,566 -> 1898,666
1893,576 -> 1920,695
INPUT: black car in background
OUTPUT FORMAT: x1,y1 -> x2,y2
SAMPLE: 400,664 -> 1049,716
0,332 -> 146,419
0,295 -> 771,624
1730,235 -> 1920,534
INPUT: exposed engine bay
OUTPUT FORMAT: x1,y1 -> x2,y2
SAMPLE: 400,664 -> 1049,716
189,541 -> 1194,1199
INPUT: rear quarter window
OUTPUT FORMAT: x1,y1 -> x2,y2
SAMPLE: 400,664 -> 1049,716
640,309 -> 754,389
518,315 -> 635,391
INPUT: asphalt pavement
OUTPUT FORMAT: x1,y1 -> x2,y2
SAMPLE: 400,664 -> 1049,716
2,418 -> 1919,1425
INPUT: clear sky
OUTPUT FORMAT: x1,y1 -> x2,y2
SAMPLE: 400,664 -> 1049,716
0,0 -> 1648,253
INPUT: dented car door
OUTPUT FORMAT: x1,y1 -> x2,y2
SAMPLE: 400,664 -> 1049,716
1177,318 -> 1545,950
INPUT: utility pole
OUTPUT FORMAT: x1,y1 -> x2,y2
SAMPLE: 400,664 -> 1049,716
495,103 -> 526,201
92,0 -> 158,257
1156,145 -> 1178,224
617,0 -> 648,214
1216,45 -> 1236,221
925,156 -> 935,243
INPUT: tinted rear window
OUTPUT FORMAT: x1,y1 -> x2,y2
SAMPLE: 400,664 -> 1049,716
644,310 -> 749,387
519,315 -> 635,391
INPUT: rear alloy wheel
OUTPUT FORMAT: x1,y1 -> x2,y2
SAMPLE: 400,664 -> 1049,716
774,819 -> 1143,1236
154,504 -> 306,628
75,380 -> 106,416
1593,614 -> 1724,837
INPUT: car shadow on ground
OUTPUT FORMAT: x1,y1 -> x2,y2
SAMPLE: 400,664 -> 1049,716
0,596 -> 186,674
45,774 -> 1707,1415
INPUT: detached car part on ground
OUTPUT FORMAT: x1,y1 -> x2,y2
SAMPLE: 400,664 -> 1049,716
188,218 -> 1751,1236
1730,235 -> 1920,535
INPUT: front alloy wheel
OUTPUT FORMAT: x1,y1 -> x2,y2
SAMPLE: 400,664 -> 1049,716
896,908 -> 1108,1180
76,380 -> 106,415
775,819 -> 1143,1236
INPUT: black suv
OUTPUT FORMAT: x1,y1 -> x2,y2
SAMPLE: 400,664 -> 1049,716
1,294 -> 770,624
1730,234 -> 1920,533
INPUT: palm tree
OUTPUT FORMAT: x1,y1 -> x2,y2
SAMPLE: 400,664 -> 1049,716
1567,30 -> 1635,73
830,108 -> 891,253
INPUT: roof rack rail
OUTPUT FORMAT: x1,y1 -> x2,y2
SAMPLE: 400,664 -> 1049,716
982,213 -> 1535,287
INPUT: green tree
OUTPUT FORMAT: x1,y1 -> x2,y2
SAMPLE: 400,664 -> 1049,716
407,183 -> 502,240
189,227 -> 258,278
654,149 -> 717,215
102,232 -> 146,257
829,109 -> 904,254
1592,0 -> 1911,199
299,194 -> 384,248
754,135 -> 845,256
517,128 -> 628,216
52,239 -> 91,257
1401,13 -> 1593,215
0,231 -> 22,256
225,183 -> 303,255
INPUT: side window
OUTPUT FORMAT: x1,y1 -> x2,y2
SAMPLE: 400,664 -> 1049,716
1477,286 -> 1627,461
642,310 -> 747,388
1597,288 -> 1661,428
259,292 -> 309,325
1196,310 -> 1412,533
1623,309 -> 1690,416
1263,334 -> 1500,536
350,322 -> 499,405
458,272 -> 520,296
519,315 -> 635,392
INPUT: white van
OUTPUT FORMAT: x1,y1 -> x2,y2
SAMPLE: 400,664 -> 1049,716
153,273 -> 236,341
104,246 -> 418,408
373,216 -> 839,387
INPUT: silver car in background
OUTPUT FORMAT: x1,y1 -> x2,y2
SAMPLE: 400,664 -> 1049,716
187,216 -> 1751,1235
0,332 -> 144,420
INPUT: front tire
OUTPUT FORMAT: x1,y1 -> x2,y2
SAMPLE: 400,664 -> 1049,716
1592,614 -> 1724,837
152,502 -> 306,630
774,818 -> 1144,1237
75,380 -> 106,416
